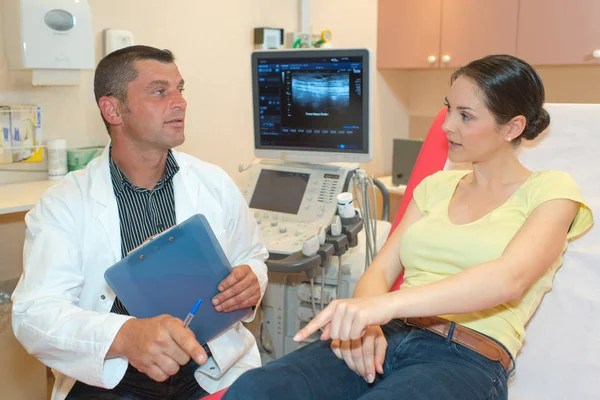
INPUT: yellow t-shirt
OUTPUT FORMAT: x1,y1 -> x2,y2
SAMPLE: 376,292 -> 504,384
399,170 -> 594,358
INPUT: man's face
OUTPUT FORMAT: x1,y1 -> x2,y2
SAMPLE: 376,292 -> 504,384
119,60 -> 187,150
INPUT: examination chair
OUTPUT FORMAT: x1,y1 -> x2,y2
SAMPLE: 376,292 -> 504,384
204,103 -> 599,400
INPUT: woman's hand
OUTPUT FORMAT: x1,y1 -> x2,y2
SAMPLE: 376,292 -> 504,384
330,326 -> 387,384
294,294 -> 395,342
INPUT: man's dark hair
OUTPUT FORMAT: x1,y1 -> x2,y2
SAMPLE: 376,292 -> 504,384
93,45 -> 175,132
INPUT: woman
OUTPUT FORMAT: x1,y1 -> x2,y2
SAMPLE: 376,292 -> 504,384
223,55 -> 594,400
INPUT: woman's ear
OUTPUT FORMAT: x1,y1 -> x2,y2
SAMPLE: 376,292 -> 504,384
504,115 -> 526,142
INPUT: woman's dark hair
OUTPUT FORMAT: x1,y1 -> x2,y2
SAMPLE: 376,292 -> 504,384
451,54 -> 549,143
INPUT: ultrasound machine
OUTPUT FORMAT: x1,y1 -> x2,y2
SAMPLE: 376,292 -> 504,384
241,49 -> 391,362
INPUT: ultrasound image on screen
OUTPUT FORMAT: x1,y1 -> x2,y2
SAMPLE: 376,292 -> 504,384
286,72 -> 353,131
292,73 -> 350,117
255,54 -> 366,151
249,169 -> 310,214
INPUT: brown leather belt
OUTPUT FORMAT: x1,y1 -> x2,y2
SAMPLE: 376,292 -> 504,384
404,316 -> 512,372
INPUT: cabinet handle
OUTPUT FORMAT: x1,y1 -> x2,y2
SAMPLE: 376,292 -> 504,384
441,55 -> 451,64
427,55 -> 437,64
593,50 -> 600,59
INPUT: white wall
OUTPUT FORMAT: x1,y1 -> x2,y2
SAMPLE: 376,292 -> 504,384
0,0 -> 302,276
2,1 -> 600,184
0,0 -> 301,185
0,0 -> 410,186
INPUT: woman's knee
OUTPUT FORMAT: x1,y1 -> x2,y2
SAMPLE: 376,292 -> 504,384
223,367 -> 274,399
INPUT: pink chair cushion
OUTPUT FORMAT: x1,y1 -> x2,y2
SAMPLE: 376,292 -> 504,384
203,388 -> 227,399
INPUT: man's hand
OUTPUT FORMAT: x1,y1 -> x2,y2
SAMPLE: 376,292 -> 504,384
212,264 -> 260,312
108,315 -> 207,382
330,326 -> 387,384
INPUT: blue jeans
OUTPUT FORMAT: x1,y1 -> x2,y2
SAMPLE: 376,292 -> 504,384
65,360 -> 208,399
224,319 -> 509,400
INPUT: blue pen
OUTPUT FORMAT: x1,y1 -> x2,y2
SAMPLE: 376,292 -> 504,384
183,298 -> 202,328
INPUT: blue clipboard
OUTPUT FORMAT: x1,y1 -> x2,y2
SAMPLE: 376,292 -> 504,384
104,214 -> 251,345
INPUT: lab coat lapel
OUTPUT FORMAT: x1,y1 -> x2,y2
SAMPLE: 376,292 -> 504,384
173,151 -> 201,223
90,145 -> 122,262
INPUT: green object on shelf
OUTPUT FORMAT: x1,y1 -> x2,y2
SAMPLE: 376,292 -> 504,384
67,146 -> 104,171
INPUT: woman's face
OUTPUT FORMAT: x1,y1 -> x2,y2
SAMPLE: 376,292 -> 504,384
442,76 -> 512,164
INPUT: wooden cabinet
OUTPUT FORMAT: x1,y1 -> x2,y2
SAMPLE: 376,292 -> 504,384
377,0 -> 518,69
378,0 -> 600,68
377,0 -> 442,69
517,0 -> 600,65
440,0 -> 519,68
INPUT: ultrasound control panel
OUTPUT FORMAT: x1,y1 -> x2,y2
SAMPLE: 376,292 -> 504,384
241,160 -> 357,255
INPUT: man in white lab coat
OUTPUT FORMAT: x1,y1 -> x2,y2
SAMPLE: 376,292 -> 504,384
11,45 -> 269,399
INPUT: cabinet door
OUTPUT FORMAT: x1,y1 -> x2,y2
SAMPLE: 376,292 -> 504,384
518,0 -> 600,65
377,0 -> 442,69
440,0 -> 519,68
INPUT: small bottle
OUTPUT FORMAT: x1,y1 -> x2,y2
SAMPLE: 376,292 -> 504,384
47,139 -> 67,180
336,192 -> 355,218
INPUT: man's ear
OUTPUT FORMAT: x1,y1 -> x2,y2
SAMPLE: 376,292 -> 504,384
99,96 -> 123,126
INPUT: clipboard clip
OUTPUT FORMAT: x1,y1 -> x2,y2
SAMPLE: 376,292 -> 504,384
127,224 -> 176,258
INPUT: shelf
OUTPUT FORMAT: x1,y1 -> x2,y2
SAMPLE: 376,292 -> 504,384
0,180 -> 59,215
377,175 -> 407,196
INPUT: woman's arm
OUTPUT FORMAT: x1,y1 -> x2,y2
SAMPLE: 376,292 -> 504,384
353,199 -> 423,298
328,199 -> 423,382
295,198 -> 580,341
387,198 -> 579,317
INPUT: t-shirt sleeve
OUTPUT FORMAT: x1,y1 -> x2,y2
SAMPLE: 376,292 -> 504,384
412,174 -> 430,214
412,171 -> 451,215
529,171 -> 594,240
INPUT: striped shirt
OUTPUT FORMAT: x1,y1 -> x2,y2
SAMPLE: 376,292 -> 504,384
109,150 -> 179,315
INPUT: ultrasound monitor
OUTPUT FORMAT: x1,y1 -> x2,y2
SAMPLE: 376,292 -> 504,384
251,49 -> 372,164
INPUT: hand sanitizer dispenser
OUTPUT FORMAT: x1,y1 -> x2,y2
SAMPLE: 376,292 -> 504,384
2,0 -> 95,86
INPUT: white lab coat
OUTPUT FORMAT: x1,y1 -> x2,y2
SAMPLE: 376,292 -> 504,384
11,147 -> 269,399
